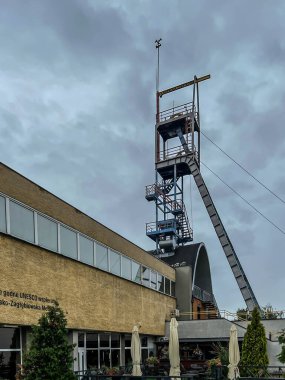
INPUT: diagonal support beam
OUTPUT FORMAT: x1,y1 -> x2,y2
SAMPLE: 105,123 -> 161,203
186,157 -> 259,312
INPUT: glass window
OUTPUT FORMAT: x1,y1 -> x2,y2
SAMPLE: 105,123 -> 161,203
111,333 -> 120,348
38,214 -> 58,252
80,235 -> 94,266
132,262 -> 141,283
100,349 -> 110,367
110,250 -> 121,276
0,328 -> 20,349
165,278 -> 171,295
141,336 -> 148,347
60,226 -> 77,259
0,195 -> 6,233
0,351 -> 21,380
87,350 -> 98,370
10,201 -> 34,243
100,333 -> 110,348
86,333 -> 98,348
96,243 -> 108,271
121,256 -> 131,280
78,333 -> 85,348
171,281 -> 175,297
157,274 -> 164,293
142,266 -> 150,287
111,350 -> 120,367
142,349 -> 148,364
125,334 -> 131,348
125,349 -> 132,366
150,271 -> 157,289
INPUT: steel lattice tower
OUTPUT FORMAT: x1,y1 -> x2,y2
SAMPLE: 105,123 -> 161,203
145,71 -> 259,312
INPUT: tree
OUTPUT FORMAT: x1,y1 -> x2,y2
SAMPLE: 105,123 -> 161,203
236,308 -> 250,321
262,304 -> 278,320
240,307 -> 268,377
22,302 -> 76,380
277,329 -> 285,363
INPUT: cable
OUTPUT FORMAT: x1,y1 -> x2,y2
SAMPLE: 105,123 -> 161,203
201,161 -> 285,236
201,131 -> 285,205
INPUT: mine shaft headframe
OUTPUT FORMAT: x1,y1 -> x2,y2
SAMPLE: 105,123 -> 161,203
155,74 -> 211,166
156,73 -> 210,123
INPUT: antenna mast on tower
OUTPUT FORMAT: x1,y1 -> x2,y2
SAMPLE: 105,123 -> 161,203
155,38 -> 162,92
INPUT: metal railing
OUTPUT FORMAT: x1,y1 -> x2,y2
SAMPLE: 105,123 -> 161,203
159,102 -> 194,122
179,310 -> 220,319
159,144 -> 189,161
146,220 -> 177,234
145,183 -> 184,214
74,365 -> 285,380
236,365 -> 285,379
158,144 -> 198,162
192,285 -> 214,304
145,183 -> 158,197
218,309 -> 285,321
179,308 -> 285,322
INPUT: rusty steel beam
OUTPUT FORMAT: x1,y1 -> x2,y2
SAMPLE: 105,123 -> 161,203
158,74 -> 211,97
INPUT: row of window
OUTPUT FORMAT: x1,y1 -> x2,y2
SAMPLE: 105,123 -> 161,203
78,332 -> 154,369
0,193 -> 175,296
78,332 -> 150,349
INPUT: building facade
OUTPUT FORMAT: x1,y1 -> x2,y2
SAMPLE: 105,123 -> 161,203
0,163 -> 177,377
0,162 -> 219,378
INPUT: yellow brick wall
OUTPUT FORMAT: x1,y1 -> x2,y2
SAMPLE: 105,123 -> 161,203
0,163 -> 174,280
0,235 -> 176,335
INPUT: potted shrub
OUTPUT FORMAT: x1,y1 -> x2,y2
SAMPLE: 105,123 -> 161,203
146,356 -> 159,367
106,367 -> 119,376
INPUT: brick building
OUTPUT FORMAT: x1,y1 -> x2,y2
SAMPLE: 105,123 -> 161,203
0,162 -> 217,377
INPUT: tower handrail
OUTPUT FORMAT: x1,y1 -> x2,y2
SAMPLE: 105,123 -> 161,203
177,204 -> 193,241
145,183 -> 184,214
159,144 -> 198,161
146,219 -> 177,234
193,285 -> 214,303
178,310 -> 237,320
159,101 -> 194,122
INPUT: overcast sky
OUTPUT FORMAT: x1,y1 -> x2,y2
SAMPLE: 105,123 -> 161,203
0,0 -> 285,313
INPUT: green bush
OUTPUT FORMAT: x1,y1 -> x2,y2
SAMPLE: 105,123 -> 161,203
240,307 -> 268,377
277,329 -> 285,364
21,302 -> 76,380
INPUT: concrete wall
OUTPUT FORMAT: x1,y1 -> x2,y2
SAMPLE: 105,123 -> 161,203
0,234 -> 176,335
175,266 -> 192,318
236,319 -> 285,341
165,318 -> 246,341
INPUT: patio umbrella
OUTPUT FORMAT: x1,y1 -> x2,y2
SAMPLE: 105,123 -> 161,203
228,325 -> 240,380
169,317 -> 180,378
131,324 -> 142,376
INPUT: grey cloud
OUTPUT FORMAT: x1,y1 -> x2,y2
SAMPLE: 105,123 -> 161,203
0,0 -> 285,312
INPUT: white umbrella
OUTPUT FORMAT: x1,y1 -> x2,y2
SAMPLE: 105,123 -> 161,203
228,325 -> 240,380
169,317 -> 180,378
131,324 -> 142,376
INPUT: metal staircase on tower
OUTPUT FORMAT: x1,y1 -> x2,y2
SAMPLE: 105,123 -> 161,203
145,71 -> 260,312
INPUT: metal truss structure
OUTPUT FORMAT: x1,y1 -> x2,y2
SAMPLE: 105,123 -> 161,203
145,72 -> 259,311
